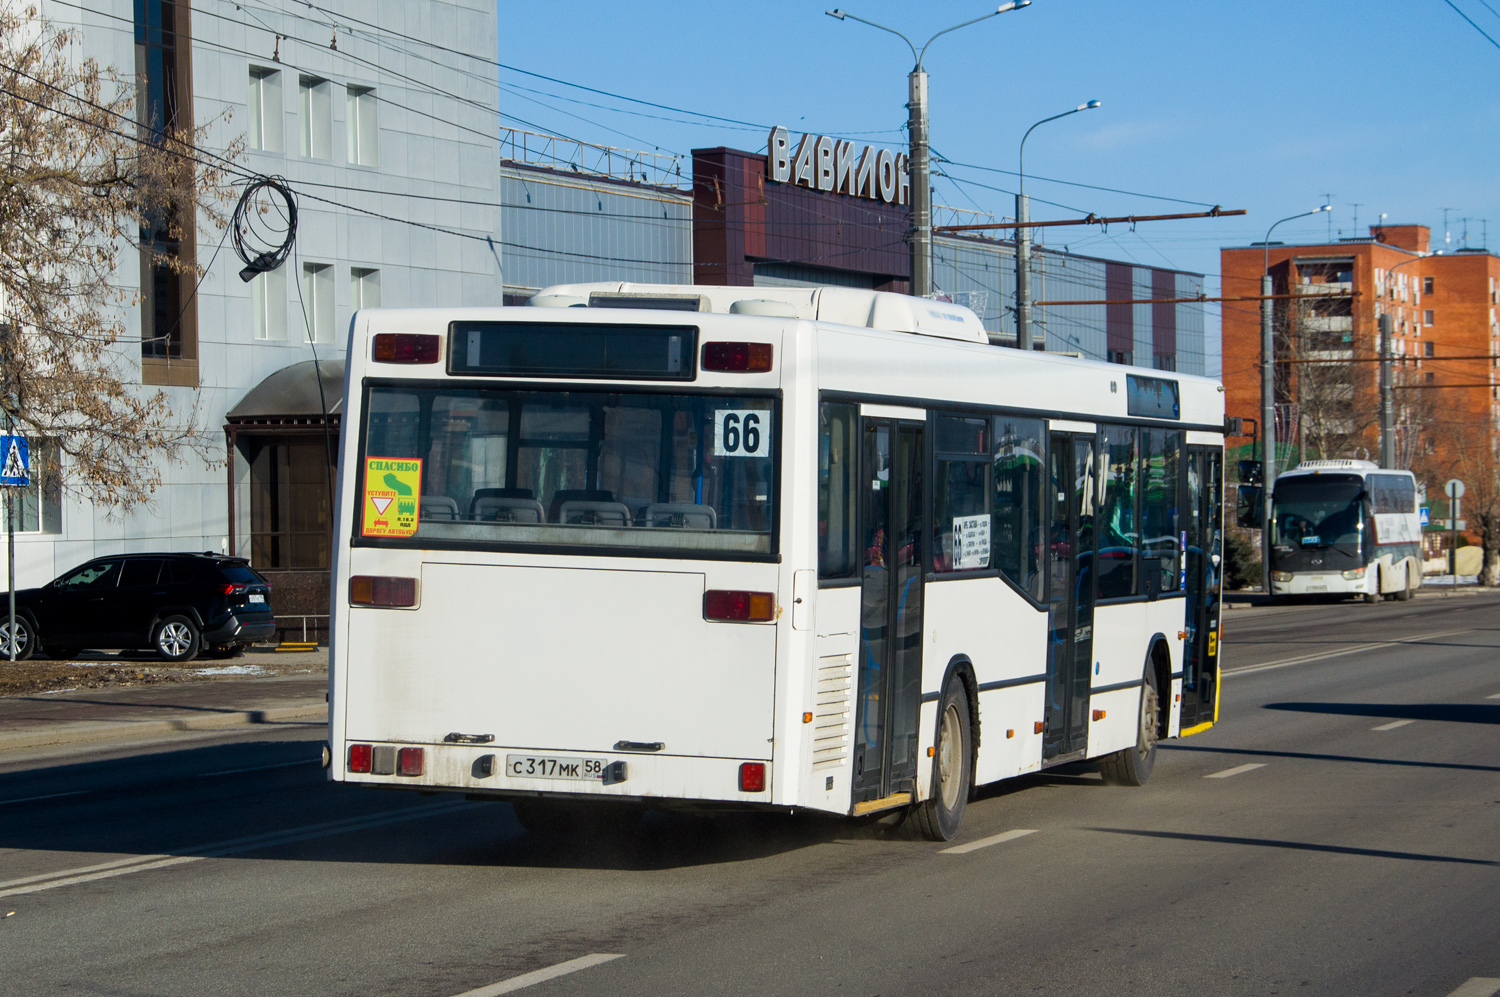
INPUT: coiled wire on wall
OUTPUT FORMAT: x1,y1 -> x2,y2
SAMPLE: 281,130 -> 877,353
233,176 -> 298,281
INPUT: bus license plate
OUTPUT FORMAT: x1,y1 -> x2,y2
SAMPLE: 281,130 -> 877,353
506,754 -> 606,781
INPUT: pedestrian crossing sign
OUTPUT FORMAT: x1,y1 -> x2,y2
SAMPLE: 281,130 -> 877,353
0,435 -> 28,487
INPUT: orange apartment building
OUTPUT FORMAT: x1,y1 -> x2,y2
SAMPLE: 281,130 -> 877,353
1221,224 -> 1500,522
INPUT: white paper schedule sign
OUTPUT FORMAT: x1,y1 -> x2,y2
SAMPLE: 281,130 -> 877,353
714,409 -> 771,457
952,514 -> 991,570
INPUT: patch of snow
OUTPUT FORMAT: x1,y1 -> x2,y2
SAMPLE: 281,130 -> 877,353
193,664 -> 270,676
38,687 -> 79,695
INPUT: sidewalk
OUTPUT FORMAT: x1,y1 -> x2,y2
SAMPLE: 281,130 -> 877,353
0,652 -> 329,752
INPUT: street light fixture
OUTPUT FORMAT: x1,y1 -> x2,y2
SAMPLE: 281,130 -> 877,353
1015,99 -> 1101,351
1258,203 -> 1332,595
826,3 -> 1031,298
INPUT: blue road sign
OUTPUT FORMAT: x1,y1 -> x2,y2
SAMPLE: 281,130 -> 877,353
1419,506 -> 1430,527
0,435 -> 29,487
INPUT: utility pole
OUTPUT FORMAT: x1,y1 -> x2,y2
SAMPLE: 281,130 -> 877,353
1379,313 -> 1395,468
826,3 -> 1030,299
909,69 -> 931,298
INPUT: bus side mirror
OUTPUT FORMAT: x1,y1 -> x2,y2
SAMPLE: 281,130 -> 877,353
1237,460 -> 1262,485
1236,485 -> 1263,529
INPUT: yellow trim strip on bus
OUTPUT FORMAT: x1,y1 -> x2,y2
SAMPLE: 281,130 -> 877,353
852,792 -> 912,816
1179,720 -> 1215,737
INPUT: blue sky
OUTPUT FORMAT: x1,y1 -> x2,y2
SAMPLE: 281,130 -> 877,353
497,0 -> 1500,327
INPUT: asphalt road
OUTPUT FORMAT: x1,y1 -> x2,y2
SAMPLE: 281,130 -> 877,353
2,590 -> 1498,997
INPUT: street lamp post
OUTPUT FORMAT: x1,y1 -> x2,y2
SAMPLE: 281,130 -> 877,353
1260,204 -> 1331,595
1016,100 -> 1100,351
827,3 -> 1030,298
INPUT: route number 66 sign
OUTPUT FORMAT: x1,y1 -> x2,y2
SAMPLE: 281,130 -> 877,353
713,409 -> 771,457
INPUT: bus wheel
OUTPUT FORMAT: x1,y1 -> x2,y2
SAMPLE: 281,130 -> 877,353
1363,591 -> 1380,604
1102,667 -> 1159,787
1393,564 -> 1414,601
912,675 -> 972,842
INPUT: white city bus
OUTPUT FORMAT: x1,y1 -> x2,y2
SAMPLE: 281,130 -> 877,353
1267,460 -> 1422,602
328,283 -> 1225,840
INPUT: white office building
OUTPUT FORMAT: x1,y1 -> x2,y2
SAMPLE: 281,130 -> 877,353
9,0 -> 502,629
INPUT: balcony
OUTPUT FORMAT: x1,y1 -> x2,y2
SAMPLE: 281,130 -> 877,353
1302,315 -> 1354,333
1298,281 -> 1353,296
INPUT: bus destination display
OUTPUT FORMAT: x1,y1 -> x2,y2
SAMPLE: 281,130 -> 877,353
450,321 -> 697,380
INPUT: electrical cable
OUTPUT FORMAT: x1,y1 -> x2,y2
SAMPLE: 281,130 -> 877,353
231,176 -> 298,279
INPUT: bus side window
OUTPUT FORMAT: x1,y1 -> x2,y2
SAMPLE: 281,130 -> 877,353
932,414 -> 990,573
992,416 -> 1045,601
819,403 -> 857,578
1138,429 -> 1181,595
1098,425 -> 1139,599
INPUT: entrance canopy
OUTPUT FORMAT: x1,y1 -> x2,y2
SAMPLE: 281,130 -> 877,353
227,359 -> 344,428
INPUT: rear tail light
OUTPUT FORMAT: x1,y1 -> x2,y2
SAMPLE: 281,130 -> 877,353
397,747 -> 425,777
348,743 -> 372,773
220,583 -> 249,596
704,590 -> 774,622
739,762 -> 766,792
349,576 -> 418,607
702,341 -> 773,372
373,333 -> 441,364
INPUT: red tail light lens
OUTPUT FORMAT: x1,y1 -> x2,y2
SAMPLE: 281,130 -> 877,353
704,590 -> 775,622
348,743 -> 372,773
373,333 -> 440,364
349,576 -> 418,607
702,341 -> 773,372
739,762 -> 766,792
397,747 -> 425,777
220,583 -> 248,596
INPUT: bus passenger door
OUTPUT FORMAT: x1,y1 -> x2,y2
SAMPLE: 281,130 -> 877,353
1181,447 -> 1223,730
1044,433 -> 1096,762
853,417 -> 925,804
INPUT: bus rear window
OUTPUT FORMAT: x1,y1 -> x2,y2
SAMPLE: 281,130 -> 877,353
358,386 -> 776,556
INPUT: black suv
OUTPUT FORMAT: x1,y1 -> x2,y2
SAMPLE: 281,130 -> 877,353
0,553 -> 276,662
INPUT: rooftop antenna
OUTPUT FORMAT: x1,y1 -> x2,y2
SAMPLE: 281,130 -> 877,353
1352,202 -> 1363,236
1462,217 -> 1470,249
1322,193 -> 1336,240
1442,207 -> 1457,245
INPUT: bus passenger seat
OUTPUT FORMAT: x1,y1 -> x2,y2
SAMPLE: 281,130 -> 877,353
642,502 -> 717,529
474,497 -> 546,523
557,500 -> 632,527
421,496 -> 460,520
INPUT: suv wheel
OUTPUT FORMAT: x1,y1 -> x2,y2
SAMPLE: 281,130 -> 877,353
0,616 -> 35,661
155,615 -> 201,662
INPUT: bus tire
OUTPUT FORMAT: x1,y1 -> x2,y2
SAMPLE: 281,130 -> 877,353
1393,562 -> 1415,601
1101,666 -> 1159,787
1362,591 -> 1380,604
912,674 -> 972,842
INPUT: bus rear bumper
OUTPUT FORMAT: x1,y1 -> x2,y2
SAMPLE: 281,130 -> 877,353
330,740 -> 805,810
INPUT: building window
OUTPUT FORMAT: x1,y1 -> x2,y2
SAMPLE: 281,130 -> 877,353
1152,354 -> 1176,371
135,0 -> 197,382
0,439 -> 61,534
345,85 -> 378,166
1108,350 -> 1132,366
1424,309 -> 1434,326
1423,276 -> 1434,294
1425,341 -> 1435,358
351,267 -> 381,311
299,76 -> 331,159
247,68 -> 282,152
252,267 -> 287,341
301,263 -> 333,343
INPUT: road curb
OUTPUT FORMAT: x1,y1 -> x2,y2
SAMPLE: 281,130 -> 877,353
0,703 -> 327,752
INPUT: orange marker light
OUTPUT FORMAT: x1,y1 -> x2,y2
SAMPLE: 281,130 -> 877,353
803,712 -> 813,724
926,746 -> 935,757
1034,721 -> 1044,734
1006,729 -> 1015,739
1092,709 -> 1107,721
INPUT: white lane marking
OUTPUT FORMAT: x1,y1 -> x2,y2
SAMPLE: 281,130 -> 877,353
1372,719 -> 1417,731
0,800 -> 476,899
940,828 -> 1038,855
0,790 -> 89,807
1205,763 -> 1267,779
1225,629 -> 1473,678
450,954 -> 626,997
1488,693 -> 1500,700
1446,979 -> 1500,997
197,759 -> 312,778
